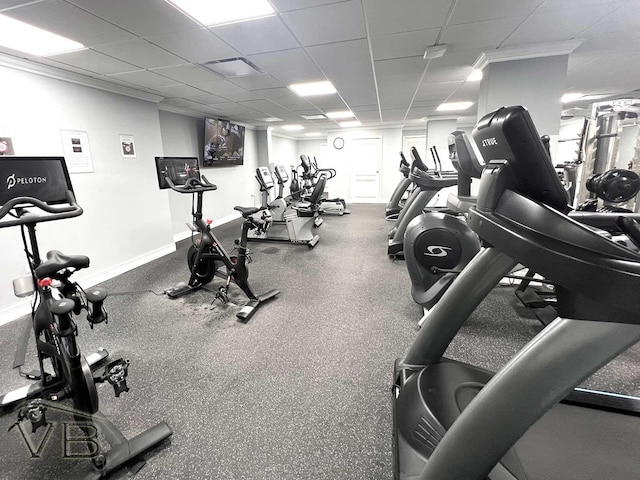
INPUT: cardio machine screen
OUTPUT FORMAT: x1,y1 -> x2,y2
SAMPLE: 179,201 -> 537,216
155,157 -> 200,190
0,157 -> 73,206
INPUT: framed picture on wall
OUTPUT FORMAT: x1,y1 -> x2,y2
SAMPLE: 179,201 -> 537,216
0,137 -> 14,155
120,134 -> 136,158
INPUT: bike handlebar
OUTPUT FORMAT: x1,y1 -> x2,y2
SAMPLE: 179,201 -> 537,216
165,175 -> 218,193
0,190 -> 83,228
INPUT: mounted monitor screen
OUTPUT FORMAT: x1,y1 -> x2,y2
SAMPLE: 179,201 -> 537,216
155,157 -> 200,190
204,118 -> 245,167
0,156 -> 72,206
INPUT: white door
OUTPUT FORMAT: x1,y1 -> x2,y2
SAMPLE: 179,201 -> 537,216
403,135 -> 427,165
350,137 -> 382,203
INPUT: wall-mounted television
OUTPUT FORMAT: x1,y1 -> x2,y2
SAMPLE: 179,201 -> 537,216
203,118 -> 245,167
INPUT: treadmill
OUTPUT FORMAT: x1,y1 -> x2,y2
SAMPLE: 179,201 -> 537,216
393,105 -> 640,480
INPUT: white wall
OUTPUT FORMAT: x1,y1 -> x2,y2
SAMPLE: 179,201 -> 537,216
0,65 -> 174,324
271,134 -> 298,168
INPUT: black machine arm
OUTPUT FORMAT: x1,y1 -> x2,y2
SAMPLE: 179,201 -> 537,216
410,147 -> 430,173
165,175 -> 218,194
311,157 -> 337,179
0,190 -> 83,228
400,152 -> 410,168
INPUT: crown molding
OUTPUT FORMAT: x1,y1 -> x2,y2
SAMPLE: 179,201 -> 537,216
473,39 -> 585,70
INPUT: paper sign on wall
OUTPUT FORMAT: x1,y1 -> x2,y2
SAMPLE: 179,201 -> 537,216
119,134 -> 136,158
0,137 -> 14,155
61,129 -> 94,173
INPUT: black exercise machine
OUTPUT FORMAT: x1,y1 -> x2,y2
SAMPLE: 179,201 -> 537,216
155,157 -> 279,322
0,156 -> 172,478
385,152 -> 412,220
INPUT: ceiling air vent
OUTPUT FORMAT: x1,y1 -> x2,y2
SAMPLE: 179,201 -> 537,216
201,57 -> 262,77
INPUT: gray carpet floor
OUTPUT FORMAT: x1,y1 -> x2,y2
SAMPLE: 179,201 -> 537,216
0,203 -> 639,479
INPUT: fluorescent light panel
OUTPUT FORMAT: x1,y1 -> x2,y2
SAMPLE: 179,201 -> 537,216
326,110 -> 354,119
467,69 -> 483,81
168,0 -> 275,26
340,120 -> 361,128
282,124 -> 304,131
436,101 -> 474,112
258,117 -> 282,122
0,14 -> 85,56
561,92 -> 584,103
301,114 -> 326,120
289,81 -> 336,97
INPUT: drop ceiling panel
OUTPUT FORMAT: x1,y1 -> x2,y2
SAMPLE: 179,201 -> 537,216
147,29 -> 240,64
187,94 -> 232,105
93,39 -> 185,69
67,0 -> 199,36
538,0 -> 628,12
281,0 -> 366,46
363,0 -> 452,36
422,67 -> 470,84
581,1 -> 640,35
337,87 -> 378,107
211,16 -> 300,55
238,99 -> 286,113
354,111 -> 381,121
447,0 -> 540,25
247,48 -> 317,72
161,98 -> 206,110
306,96 -> 348,110
568,53 -> 599,70
374,56 -> 426,80
151,64 -> 221,84
381,108 -> 409,121
49,49 -> 138,75
351,104 -> 379,113
154,84 -> 209,97
270,68 -> 327,85
577,32 -> 640,55
270,0 -> 347,12
253,87 -> 302,102
228,74 -> 283,90
440,17 -> 524,52
106,69 -> 178,88
306,39 -> 371,68
0,0 -> 37,9
428,49 -> 482,69
189,80 -> 261,101
503,6 -> 619,46
371,28 -> 441,61
4,0 -> 136,46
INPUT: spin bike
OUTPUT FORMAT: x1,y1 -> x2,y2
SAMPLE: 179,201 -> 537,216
155,157 -> 279,322
0,156 -> 172,478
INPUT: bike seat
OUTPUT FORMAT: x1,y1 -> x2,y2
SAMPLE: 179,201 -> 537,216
234,206 -> 261,218
35,250 -> 90,278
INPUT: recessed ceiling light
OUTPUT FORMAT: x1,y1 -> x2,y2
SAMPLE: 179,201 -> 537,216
289,81 -> 337,97
561,92 -> 584,103
326,110 -> 355,119
436,101 -> 474,112
340,120 -> 361,128
0,14 -> 85,56
168,0 -> 275,26
301,114 -> 326,120
304,132 -> 324,137
258,117 -> 282,122
467,69 -> 483,81
282,124 -> 304,131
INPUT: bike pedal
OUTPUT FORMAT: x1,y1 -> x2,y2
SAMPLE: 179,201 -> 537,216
17,401 -> 47,433
104,359 -> 130,397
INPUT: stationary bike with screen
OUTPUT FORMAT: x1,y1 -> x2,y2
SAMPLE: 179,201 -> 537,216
155,157 -> 279,322
0,156 -> 172,478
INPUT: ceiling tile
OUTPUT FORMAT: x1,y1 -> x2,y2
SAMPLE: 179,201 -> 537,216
228,74 -> 283,90
247,48 -> 317,72
447,0 -> 540,26
270,68 -> 326,85
211,16 -> 300,55
504,5 -> 618,45
4,0 -> 136,46
580,0 -> 640,35
338,86 -> 379,107
67,0 -> 199,36
151,64 -> 220,83
0,0 -> 37,9
538,0 -> 628,12
155,84 -> 209,97
237,99 -> 285,114
306,38 -> 370,67
190,80 -> 261,101
93,39 -> 185,69
147,28 -> 239,63
371,28 -> 441,61
354,111 -> 381,121
375,56 -> 426,79
186,94 -> 232,105
253,87 -> 308,104
270,0 -> 348,12
281,0 -> 366,46
307,96 -> 348,110
440,17 -> 524,51
106,69 -> 178,88
49,49 -> 138,75
160,98 -> 206,111
364,0 -> 451,36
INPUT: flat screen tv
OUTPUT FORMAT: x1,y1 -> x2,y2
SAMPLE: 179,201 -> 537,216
203,118 -> 245,167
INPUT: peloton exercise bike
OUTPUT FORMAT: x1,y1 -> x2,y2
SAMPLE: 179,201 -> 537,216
247,166 -> 323,248
0,156 -> 172,478
388,147 -> 458,259
155,157 -> 279,322
385,152 -> 412,221
272,164 -> 323,227
393,105 -> 640,480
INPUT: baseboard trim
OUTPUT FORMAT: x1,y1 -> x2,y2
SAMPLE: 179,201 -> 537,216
0,243 -> 176,327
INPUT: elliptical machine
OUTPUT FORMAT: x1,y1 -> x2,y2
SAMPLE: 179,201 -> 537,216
0,156 -> 172,478
385,152 -> 412,220
272,164 -> 323,227
155,157 -> 279,322
246,166 -> 322,248
299,155 -> 351,215
388,147 -> 458,259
